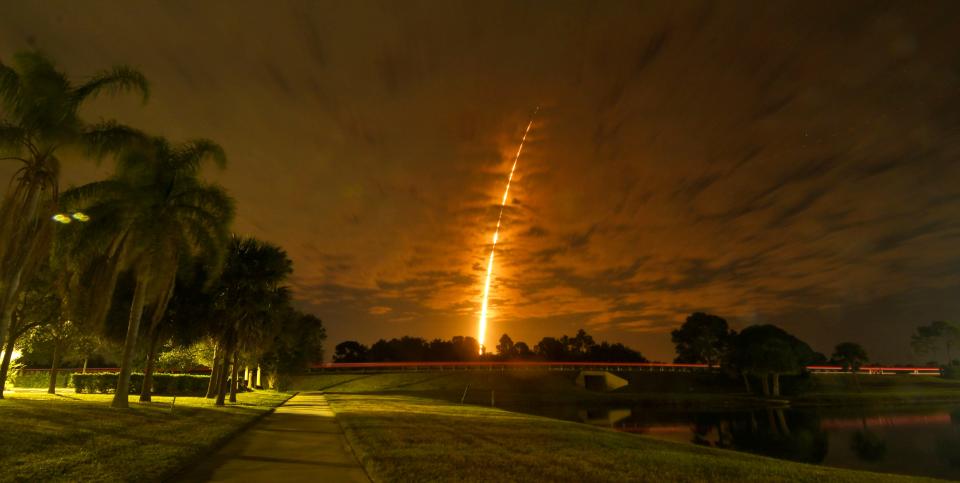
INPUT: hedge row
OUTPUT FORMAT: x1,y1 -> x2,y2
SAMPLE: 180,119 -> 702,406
12,371 -> 72,388
72,373 -> 210,395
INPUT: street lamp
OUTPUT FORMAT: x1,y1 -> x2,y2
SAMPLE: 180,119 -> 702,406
51,212 -> 90,224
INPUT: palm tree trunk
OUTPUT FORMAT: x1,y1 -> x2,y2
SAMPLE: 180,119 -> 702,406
0,181 -> 47,358
229,350 -> 239,403
0,334 -> 15,394
139,325 -> 162,402
139,273 -> 175,403
205,341 -> 222,399
256,364 -> 261,388
47,339 -> 62,394
81,357 -> 88,374
0,274 -> 22,374
741,373 -> 752,394
215,339 -> 233,406
760,373 -> 770,397
771,373 -> 781,397
111,276 -> 148,409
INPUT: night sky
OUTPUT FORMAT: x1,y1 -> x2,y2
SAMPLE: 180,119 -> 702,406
3,1 -> 959,362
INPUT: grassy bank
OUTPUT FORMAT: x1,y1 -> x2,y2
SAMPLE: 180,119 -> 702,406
292,371 -> 960,408
327,393 -> 932,482
797,374 -> 960,406
290,371 -> 766,408
0,389 -> 289,481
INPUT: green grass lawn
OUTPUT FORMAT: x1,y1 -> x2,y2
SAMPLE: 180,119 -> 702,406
0,389 -> 290,482
290,371 -> 767,408
327,393 -> 936,482
797,374 -> 960,406
294,371 -> 960,408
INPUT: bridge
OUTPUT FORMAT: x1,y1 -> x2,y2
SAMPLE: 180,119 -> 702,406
309,361 -> 942,375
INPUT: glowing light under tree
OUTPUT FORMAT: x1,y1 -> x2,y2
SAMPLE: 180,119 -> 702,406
477,107 -> 538,353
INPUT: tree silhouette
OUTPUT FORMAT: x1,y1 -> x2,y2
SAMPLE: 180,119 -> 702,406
496,333 -> 515,358
334,341 -> 369,363
671,312 -> 734,367
730,325 -> 816,396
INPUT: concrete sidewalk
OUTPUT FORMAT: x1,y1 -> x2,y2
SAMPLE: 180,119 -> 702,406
182,392 -> 370,482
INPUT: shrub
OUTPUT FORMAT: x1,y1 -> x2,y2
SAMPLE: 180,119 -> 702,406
12,370 -> 72,388
72,373 -> 210,395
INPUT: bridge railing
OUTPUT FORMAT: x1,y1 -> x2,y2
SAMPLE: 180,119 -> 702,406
310,361 -> 942,375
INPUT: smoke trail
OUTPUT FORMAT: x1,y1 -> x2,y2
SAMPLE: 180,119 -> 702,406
478,107 -> 539,353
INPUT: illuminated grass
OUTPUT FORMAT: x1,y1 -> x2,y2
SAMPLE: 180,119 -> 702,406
0,390 -> 289,481
328,393 -> 935,482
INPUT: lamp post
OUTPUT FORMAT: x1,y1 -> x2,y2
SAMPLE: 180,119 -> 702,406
50,212 -> 90,224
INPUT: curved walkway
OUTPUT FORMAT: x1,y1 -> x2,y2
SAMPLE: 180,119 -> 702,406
182,392 -> 369,482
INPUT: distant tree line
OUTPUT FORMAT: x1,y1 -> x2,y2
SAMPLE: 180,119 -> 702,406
333,328 -> 646,363
670,312 -> 875,397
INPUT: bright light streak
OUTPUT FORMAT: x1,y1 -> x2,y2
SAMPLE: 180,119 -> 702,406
71,212 -> 89,222
51,214 -> 71,224
478,107 -> 538,353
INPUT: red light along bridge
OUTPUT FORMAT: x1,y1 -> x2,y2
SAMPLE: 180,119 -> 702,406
309,361 -> 942,375
16,363 -> 942,376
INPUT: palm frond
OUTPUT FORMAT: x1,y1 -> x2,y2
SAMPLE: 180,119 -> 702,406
175,139 -> 227,171
0,121 -> 26,154
0,60 -> 21,111
11,51 -> 72,126
72,65 -> 150,104
81,121 -> 147,160
60,179 -> 129,209
174,184 -> 235,221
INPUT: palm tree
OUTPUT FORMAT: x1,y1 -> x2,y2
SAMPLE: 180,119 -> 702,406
210,237 -> 292,406
0,51 -> 148,367
62,137 -> 233,408
231,286 -> 292,401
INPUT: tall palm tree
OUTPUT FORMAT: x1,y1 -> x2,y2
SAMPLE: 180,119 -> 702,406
210,237 -> 292,406
0,50 -> 149,363
62,137 -> 233,408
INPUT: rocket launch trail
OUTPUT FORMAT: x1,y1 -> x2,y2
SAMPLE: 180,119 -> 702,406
477,107 -> 539,352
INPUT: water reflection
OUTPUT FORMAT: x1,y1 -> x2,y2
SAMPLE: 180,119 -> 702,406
503,403 -> 960,479
686,409 -> 828,464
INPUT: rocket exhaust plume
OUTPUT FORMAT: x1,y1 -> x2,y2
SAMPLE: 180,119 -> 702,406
478,107 -> 539,353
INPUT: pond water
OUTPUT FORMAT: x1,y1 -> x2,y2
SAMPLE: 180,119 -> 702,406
502,402 -> 960,480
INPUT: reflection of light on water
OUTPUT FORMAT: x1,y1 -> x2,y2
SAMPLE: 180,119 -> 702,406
578,408 -> 631,426
821,413 -> 952,429
521,403 -> 960,479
